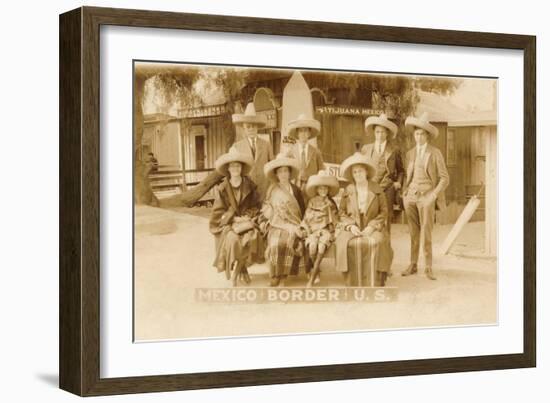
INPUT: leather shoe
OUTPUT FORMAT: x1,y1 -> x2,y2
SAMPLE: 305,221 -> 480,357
269,277 -> 280,287
241,268 -> 251,284
401,263 -> 418,276
230,262 -> 239,287
425,267 -> 437,280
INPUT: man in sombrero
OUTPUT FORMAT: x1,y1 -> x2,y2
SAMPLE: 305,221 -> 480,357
401,113 -> 449,281
288,113 -> 325,195
361,113 -> 404,234
230,102 -> 274,200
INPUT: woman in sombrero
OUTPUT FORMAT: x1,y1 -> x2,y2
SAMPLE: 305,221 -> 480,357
335,153 -> 394,287
260,152 -> 308,287
209,149 -> 262,286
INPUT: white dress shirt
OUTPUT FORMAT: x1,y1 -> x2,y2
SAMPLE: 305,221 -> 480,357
298,143 -> 308,163
416,143 -> 428,160
374,140 -> 387,155
248,136 -> 257,155
356,183 -> 369,214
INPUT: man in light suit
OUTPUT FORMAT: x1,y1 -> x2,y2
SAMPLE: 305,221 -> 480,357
230,102 -> 274,200
287,113 -> 325,194
401,113 -> 449,280
361,113 -> 404,234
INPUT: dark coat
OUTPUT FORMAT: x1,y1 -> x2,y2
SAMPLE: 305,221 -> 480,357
209,176 -> 264,273
337,182 -> 387,232
335,182 -> 393,273
361,142 -> 404,189
291,143 -> 325,183
209,176 -> 261,235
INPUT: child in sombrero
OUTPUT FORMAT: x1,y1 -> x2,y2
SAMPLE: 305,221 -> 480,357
301,170 -> 339,287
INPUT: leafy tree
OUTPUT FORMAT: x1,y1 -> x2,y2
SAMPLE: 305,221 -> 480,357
139,65 -> 460,207
177,67 -> 248,207
134,64 -> 200,205
370,75 -> 460,150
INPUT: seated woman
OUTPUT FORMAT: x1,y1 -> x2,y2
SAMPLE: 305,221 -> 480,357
261,152 -> 308,287
209,150 -> 263,286
335,153 -> 394,287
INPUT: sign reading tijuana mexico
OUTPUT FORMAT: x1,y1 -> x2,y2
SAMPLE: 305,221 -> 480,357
315,106 -> 386,116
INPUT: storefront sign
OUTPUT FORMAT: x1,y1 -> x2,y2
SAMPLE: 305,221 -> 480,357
179,103 -> 228,118
325,162 -> 344,180
316,106 -> 385,116
257,109 -> 277,129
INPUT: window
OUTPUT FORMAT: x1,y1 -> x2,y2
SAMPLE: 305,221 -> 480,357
446,129 -> 457,166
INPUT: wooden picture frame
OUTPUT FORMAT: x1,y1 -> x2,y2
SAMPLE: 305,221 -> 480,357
59,6 -> 536,396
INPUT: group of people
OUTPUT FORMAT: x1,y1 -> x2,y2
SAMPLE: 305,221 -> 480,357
209,102 -> 449,287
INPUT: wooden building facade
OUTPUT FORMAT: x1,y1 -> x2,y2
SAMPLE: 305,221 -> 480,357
446,120 -> 497,255
142,113 -> 182,167
239,72 -> 380,164
142,113 -> 185,198
144,73 -> 497,254
179,103 -> 230,185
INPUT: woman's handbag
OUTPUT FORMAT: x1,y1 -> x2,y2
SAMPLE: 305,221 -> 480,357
231,218 -> 255,234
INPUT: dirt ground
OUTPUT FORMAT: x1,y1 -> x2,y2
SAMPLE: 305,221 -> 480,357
134,205 -> 497,341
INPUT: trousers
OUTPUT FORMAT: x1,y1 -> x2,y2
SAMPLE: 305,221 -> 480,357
403,189 -> 436,267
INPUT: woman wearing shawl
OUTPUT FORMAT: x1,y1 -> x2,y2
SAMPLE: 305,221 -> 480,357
210,150 -> 263,286
335,153 -> 394,287
261,152 -> 308,287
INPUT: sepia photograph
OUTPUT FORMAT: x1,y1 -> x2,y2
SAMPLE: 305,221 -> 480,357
133,61 -> 498,341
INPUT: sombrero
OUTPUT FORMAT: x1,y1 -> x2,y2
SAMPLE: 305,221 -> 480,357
305,170 -> 340,198
232,102 -> 267,128
405,112 -> 439,138
264,152 -> 300,182
339,152 -> 376,182
364,113 -> 398,139
287,113 -> 321,139
214,150 -> 253,177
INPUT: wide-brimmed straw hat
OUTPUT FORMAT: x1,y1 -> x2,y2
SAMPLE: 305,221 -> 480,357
405,112 -> 439,138
364,113 -> 398,139
215,150 -> 254,177
232,102 -> 267,128
264,152 -> 300,182
287,113 -> 321,139
305,170 -> 340,198
339,152 -> 376,182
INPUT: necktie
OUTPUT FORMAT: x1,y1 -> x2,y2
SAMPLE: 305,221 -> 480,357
299,146 -> 306,182
379,143 -> 382,154
250,138 -> 256,158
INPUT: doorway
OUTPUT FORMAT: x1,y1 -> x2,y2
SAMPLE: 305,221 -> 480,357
194,135 -> 206,170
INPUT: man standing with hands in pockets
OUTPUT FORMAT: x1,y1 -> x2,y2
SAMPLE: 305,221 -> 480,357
401,113 -> 449,281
